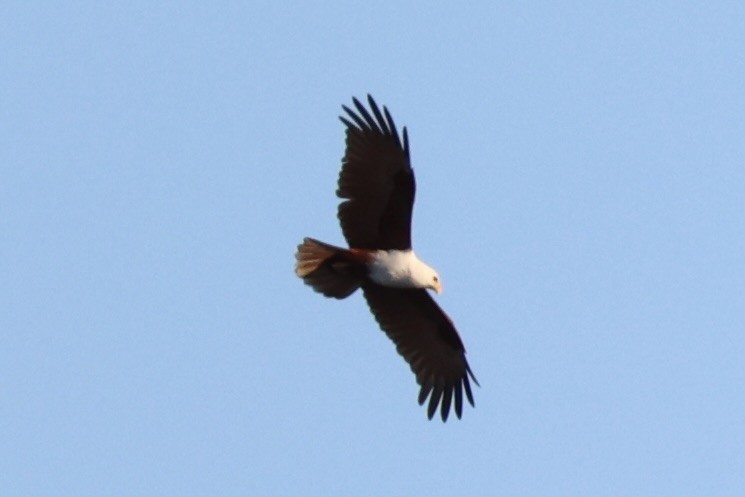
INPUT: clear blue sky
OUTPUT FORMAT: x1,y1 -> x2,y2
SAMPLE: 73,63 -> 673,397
3,2 -> 744,496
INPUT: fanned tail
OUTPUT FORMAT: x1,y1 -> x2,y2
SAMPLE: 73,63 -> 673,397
294,238 -> 364,299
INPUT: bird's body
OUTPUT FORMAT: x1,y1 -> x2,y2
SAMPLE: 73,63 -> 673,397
295,95 -> 477,421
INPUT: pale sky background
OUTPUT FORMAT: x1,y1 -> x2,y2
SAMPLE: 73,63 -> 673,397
2,2 -> 744,496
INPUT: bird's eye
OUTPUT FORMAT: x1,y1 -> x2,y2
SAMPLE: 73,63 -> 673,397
433,276 -> 439,282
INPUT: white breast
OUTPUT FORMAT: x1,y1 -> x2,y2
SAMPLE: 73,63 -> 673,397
368,250 -> 421,288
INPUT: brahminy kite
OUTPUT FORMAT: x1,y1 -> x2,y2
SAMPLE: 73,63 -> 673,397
295,95 -> 478,421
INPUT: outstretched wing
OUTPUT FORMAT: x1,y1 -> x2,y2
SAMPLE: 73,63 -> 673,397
361,284 -> 478,421
337,95 -> 415,251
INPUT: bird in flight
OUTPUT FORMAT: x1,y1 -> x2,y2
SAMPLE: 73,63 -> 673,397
295,95 -> 477,421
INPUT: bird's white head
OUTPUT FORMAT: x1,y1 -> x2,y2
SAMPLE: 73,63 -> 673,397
414,259 -> 443,294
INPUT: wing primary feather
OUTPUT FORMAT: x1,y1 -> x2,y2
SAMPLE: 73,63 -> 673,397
463,374 -> 475,407
440,386 -> 453,422
402,127 -> 410,157
463,363 -> 478,407
454,385 -> 463,419
418,376 -> 434,405
466,363 -> 480,387
383,106 -> 401,148
341,104 -> 370,131
352,97 -> 382,134
427,382 -> 444,420
366,95 -> 390,135
338,116 -> 356,130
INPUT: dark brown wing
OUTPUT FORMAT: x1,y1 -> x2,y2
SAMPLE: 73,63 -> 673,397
361,283 -> 478,421
337,95 -> 414,250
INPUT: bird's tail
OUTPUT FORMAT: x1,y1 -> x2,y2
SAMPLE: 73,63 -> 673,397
294,238 -> 365,299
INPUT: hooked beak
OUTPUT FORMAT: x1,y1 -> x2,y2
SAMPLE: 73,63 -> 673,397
433,281 -> 443,294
